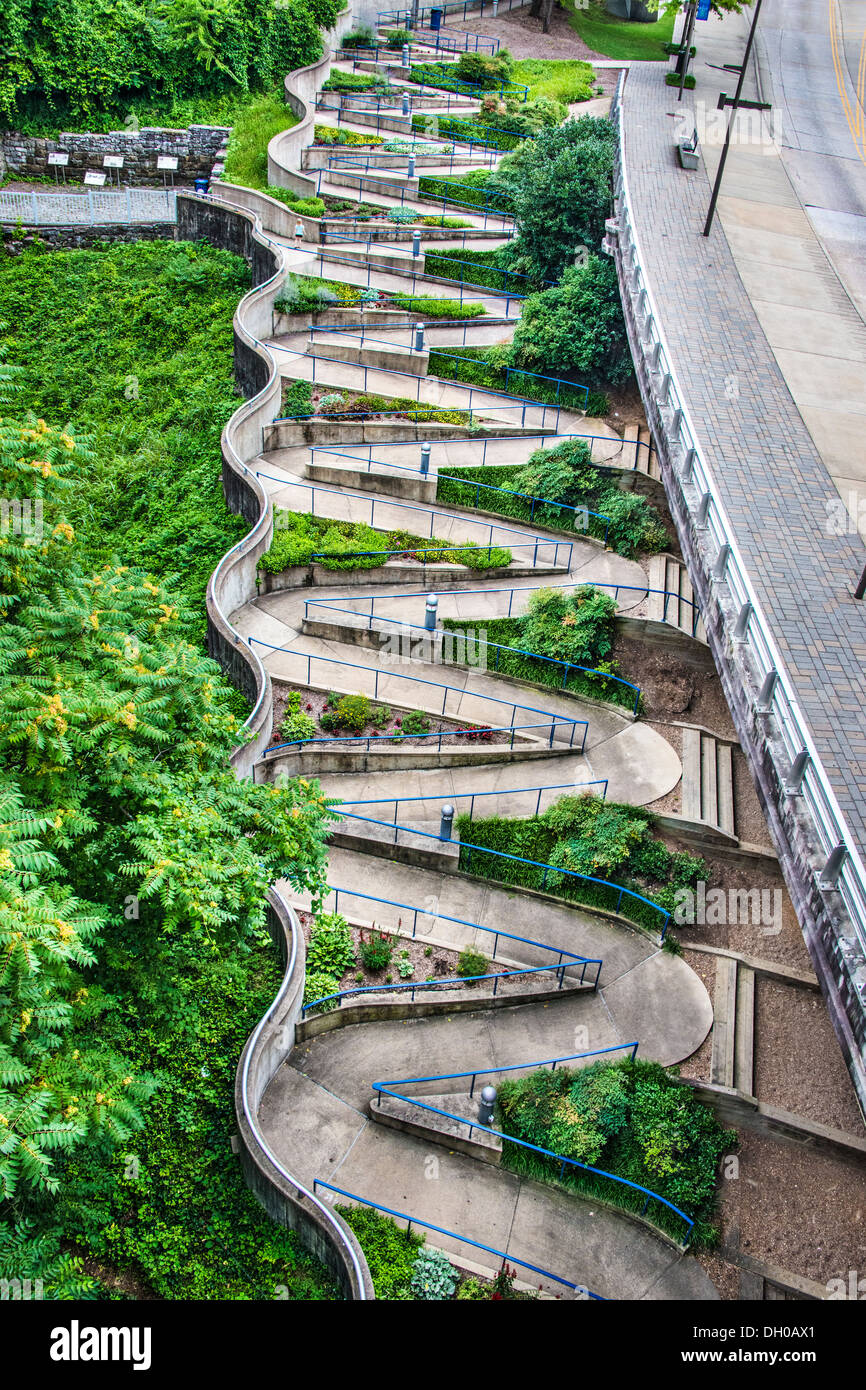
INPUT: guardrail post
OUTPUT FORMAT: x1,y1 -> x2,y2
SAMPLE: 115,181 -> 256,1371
713,542 -> 731,580
733,601 -> 752,640
784,749 -> 810,796
680,446 -> 696,481
696,491 -> 711,528
755,668 -> 778,713
819,844 -> 848,890
439,803 -> 454,840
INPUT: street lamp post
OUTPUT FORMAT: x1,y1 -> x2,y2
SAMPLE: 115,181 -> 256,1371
702,0 -> 765,236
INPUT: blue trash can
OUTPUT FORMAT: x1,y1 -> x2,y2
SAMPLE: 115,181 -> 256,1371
430,7 -> 443,29
194,176 -> 210,195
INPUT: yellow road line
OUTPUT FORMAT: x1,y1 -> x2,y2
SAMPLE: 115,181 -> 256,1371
829,0 -> 866,163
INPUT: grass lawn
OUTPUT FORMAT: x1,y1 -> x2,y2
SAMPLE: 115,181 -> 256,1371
509,58 -> 598,104
566,0 -> 675,60
223,87 -> 299,190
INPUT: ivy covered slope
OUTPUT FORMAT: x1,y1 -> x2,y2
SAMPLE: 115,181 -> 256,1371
0,0 -> 346,133
0,241 -> 250,639
0,249 -> 340,1297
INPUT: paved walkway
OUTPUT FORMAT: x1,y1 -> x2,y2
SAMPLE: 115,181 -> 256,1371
619,58 -> 866,858
238,44 -> 727,1298
288,844 -> 712,1063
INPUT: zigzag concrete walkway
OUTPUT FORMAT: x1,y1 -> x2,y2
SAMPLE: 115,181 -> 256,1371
234,34 -> 719,1297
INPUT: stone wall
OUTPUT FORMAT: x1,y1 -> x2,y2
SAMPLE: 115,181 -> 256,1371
0,126 -> 229,185
1,222 -> 177,253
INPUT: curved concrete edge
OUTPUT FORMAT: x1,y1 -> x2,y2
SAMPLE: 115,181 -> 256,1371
267,12 -> 358,200
179,191 -> 288,773
234,887 -> 375,1299
297,979 -> 591,1041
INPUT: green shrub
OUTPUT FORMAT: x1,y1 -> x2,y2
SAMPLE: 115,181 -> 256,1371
457,947 -> 489,980
278,709 -> 317,743
387,28 -> 413,48
313,124 -> 382,147
359,933 -> 394,972
521,585 -> 617,668
498,1058 -> 735,1245
666,73 -> 696,88
400,709 -> 431,735
335,1205 -> 423,1299
510,257 -> 631,387
307,912 -> 355,977
410,1247 -> 458,1299
320,693 -> 374,735
341,24 -> 377,47
280,379 -> 314,417
455,50 -> 514,90
322,70 -> 391,92
303,970 -> 342,1013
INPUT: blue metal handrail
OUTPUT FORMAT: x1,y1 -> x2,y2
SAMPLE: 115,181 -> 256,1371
309,430 -> 656,468
308,443 -> 611,542
369,1046 -> 695,1243
301,592 -> 643,713
256,469 -> 575,569
317,882 -> 604,980
312,1180 -> 606,1297
267,719 -> 566,754
430,350 -> 591,412
303,959 -> 587,1014
248,640 -> 589,752
335,778 -> 609,819
336,811 -> 672,934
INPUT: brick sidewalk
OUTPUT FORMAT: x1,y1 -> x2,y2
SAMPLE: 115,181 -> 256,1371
620,61 -> 866,858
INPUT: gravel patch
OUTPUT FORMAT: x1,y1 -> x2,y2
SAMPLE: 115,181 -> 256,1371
714,1131 -> 866,1287
677,950 -> 715,1083
754,978 -> 865,1135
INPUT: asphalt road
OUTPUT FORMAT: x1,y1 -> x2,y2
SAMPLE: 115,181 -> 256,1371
756,0 -> 866,318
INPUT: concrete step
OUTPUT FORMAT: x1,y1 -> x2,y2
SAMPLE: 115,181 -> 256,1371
647,552 -> 706,642
638,425 -> 661,480
680,725 -> 737,838
710,953 -> 737,1087
734,963 -> 755,1094
622,422 -> 640,470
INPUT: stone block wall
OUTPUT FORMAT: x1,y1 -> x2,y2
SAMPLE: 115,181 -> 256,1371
0,125 -> 230,186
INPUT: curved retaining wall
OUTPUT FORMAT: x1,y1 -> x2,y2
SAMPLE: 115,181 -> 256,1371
234,888 -> 374,1299
268,9 -> 358,199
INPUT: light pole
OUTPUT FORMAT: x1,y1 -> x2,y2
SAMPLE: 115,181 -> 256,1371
703,0 -> 765,236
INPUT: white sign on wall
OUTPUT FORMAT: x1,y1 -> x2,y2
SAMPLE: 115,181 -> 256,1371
103,155 -> 125,168
84,170 -> 107,186
47,152 -> 69,166
156,155 -> 179,171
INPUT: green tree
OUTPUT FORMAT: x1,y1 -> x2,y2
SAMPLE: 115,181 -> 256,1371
496,116 -> 617,280
510,257 -> 631,385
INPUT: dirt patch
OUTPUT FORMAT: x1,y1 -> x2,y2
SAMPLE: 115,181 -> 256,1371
731,745 -> 774,851
695,1248 -> 740,1301
713,1130 -> 866,1287
677,950 -> 715,1083
676,858 -> 810,973
272,680 -> 510,749
445,3 -> 624,64
614,635 -> 736,734
754,978 -> 864,1135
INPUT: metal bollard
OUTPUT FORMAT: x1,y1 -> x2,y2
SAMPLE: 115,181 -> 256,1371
424,592 -> 438,630
420,441 -> 431,475
439,803 -> 455,840
408,154 -> 416,178
414,322 -> 425,352
402,44 -> 410,66
477,1085 -> 496,1125
402,92 -> 410,115
412,228 -> 422,258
